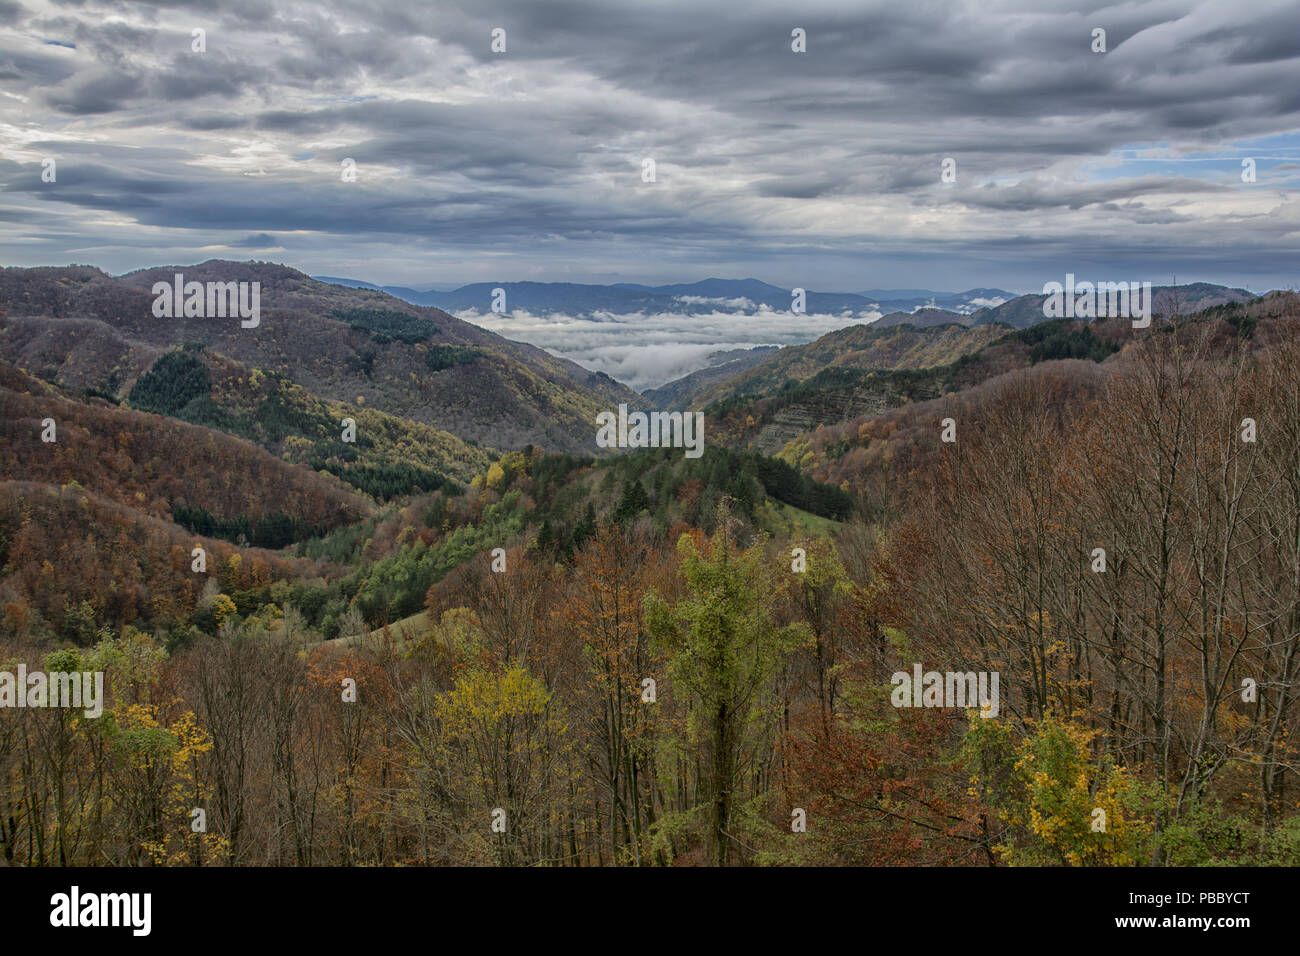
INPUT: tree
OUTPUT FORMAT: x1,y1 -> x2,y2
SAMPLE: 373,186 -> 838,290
566,528 -> 665,864
613,480 -> 650,525
964,714 -> 1153,866
434,663 -> 576,866
787,537 -> 852,729
646,513 -> 804,865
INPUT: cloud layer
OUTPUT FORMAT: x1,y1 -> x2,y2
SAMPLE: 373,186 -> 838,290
460,305 -> 883,391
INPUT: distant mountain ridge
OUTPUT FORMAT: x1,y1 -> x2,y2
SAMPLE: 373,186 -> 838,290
647,283 -> 1271,417
867,282 -> 1258,330
313,273 -> 1259,402
968,282 -> 1258,329
311,275 -> 1018,319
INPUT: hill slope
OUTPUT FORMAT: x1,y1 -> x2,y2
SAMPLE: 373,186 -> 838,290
0,261 -> 640,455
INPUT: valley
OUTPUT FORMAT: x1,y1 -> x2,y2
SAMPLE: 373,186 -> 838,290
1,260 -> 1296,868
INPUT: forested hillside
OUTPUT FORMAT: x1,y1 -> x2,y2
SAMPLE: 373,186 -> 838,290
0,262 -> 642,454
2,282 -> 1299,868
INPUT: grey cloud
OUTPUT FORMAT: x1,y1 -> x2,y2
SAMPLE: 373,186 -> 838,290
0,0 -> 1296,294
232,231 -> 277,247
44,67 -> 144,113
960,175 -> 1225,213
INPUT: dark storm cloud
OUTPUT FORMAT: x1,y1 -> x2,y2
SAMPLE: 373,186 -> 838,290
43,66 -> 143,112
0,0 -> 1297,291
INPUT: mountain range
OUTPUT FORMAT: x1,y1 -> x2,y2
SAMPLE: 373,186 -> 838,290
314,275 -> 1258,396
314,275 -> 1019,318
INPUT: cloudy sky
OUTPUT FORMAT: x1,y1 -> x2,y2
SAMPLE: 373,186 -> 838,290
2,0 -> 1299,297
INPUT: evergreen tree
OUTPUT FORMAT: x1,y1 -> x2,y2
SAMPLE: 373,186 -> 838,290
536,518 -> 556,554
645,509 -> 804,865
613,479 -> 650,524
571,502 -> 598,552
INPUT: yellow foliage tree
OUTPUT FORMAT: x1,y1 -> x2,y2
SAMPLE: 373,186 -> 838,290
209,593 -> 237,628
433,663 -> 576,865
968,715 -> 1153,866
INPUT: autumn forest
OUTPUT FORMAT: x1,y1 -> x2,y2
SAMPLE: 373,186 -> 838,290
2,263 -> 1299,869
